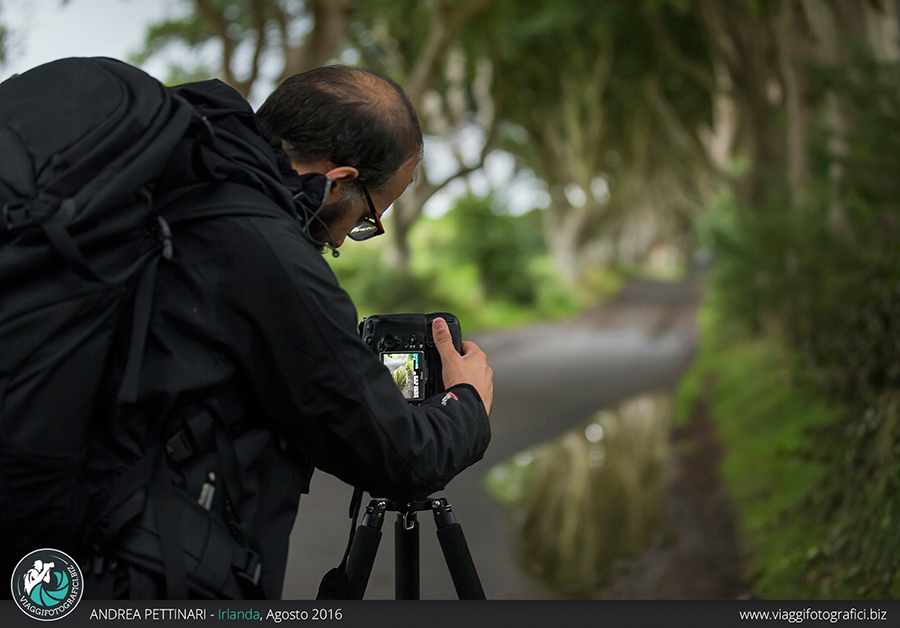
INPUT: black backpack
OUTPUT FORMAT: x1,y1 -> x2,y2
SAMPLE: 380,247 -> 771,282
0,57 -> 299,598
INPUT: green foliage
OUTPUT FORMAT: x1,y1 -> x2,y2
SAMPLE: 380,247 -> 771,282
483,0 -> 711,166
705,54 -> 900,405
473,0 -> 711,277
680,294 -> 900,598
325,242 -> 446,319
814,46 -> 900,218
327,203 -> 588,332
676,302 -> 835,598
130,0 -> 302,89
448,193 -> 545,305
346,0 -> 433,83
806,394 -> 900,598
696,47 -> 900,598
129,1 -> 218,71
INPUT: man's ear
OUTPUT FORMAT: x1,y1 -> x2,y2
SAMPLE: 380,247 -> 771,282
324,166 -> 360,197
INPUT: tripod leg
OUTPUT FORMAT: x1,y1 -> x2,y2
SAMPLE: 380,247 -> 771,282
432,500 -> 486,599
344,501 -> 386,599
394,511 -> 420,599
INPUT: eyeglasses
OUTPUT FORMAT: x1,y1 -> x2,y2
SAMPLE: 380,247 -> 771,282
347,185 -> 385,242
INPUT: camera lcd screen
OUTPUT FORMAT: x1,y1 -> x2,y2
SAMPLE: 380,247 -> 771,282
381,351 -> 424,401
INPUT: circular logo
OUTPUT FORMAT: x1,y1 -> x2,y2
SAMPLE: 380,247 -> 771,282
11,549 -> 83,621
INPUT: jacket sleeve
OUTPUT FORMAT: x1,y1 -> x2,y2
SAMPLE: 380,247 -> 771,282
216,215 -> 491,500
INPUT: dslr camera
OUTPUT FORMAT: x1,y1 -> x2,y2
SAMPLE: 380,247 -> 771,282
359,312 -> 462,403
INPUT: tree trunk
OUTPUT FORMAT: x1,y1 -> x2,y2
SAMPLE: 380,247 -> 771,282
776,0 -> 811,204
549,220 -> 584,284
378,2 -> 494,272
544,198 -> 595,283
799,0 -> 863,234
863,0 -> 900,61
697,58 -> 739,174
383,195 -> 417,270
699,0 -> 782,207
281,0 -> 355,80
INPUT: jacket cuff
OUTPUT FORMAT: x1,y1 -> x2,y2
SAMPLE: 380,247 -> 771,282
444,383 -> 488,417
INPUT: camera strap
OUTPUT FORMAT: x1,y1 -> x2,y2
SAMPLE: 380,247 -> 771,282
316,486 -> 364,600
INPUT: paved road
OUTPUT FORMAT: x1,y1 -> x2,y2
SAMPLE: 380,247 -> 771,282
281,279 -> 702,599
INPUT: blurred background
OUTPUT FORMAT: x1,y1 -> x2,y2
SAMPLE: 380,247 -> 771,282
2,0 -> 899,600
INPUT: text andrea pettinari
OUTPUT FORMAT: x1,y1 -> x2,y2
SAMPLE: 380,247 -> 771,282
90,608 -> 207,620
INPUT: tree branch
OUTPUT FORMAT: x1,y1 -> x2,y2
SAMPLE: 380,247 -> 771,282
457,0 -> 493,24
243,0 -> 269,91
698,0 -> 742,79
405,0 -> 493,109
431,155 -> 488,197
195,0 -> 237,88
282,0 -> 354,80
646,13 -> 719,94
645,75 -> 706,162
257,0 -> 292,69
371,19 -> 409,77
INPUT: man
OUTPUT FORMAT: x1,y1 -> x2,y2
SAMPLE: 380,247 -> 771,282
23,560 -> 54,597
82,65 -> 492,599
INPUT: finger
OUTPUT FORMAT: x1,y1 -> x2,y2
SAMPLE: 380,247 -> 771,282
432,317 -> 460,360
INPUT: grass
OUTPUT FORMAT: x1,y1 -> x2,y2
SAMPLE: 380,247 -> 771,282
674,297 -> 845,598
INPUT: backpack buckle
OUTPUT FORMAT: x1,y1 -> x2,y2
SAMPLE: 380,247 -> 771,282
236,550 -> 262,587
1,201 -> 34,230
165,429 -> 194,462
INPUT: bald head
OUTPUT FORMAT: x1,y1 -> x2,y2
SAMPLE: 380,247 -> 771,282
256,65 -> 423,193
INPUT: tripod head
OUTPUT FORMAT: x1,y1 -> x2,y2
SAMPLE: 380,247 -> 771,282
361,497 -> 458,532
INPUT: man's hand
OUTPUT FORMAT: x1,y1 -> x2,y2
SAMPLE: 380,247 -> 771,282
432,317 -> 493,415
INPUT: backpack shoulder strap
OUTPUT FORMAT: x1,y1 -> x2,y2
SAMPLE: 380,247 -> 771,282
117,181 -> 290,404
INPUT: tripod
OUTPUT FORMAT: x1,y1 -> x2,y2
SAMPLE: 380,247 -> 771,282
341,497 -> 486,599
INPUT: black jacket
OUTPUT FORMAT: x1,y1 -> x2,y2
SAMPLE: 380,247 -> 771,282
85,80 -> 491,599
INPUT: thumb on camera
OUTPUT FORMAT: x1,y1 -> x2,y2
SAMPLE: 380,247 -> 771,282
432,317 -> 455,354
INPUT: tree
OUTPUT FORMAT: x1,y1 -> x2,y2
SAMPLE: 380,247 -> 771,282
701,3 -> 900,597
133,0 -> 353,100
450,193 -> 544,304
0,1 -> 10,69
134,0 -> 496,271
783,0 -> 900,231
483,0 -> 714,281
0,24 -> 7,68
343,0 -> 495,270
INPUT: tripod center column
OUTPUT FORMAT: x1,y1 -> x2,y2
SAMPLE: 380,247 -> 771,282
395,509 -> 420,599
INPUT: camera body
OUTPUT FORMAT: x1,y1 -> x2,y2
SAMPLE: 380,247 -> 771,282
359,312 -> 462,403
